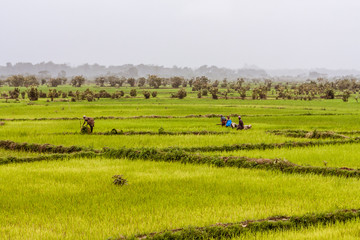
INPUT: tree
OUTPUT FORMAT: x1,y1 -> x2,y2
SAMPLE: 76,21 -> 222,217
71,76 -> 86,87
170,76 -> 183,88
238,87 -> 246,100
148,75 -> 162,89
324,89 -> 335,99
209,87 -> 218,99
6,75 -> 25,87
220,79 -> 228,88
28,87 -> 39,101
108,75 -> 119,87
342,90 -> 351,102
192,76 -> 209,91
49,78 -> 63,87
48,89 -> 58,101
212,80 -> 219,87
95,77 -> 106,87
138,77 -> 146,87
24,75 -> 39,87
127,78 -> 136,87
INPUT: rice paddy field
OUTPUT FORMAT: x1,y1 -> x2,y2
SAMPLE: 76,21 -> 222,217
1,86 -> 360,239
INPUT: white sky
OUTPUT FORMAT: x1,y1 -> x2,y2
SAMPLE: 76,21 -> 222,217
0,0 -> 360,69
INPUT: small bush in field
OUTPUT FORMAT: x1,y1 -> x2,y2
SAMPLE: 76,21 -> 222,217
143,91 -> 151,99
151,91 -> 157,98
130,89 -> 137,97
112,175 -> 128,186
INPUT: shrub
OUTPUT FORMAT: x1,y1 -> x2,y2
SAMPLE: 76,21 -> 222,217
71,75 -> 86,87
28,87 -> 39,101
80,126 -> 90,134
209,87 -> 218,99
151,91 -> 157,98
342,90 -> 351,102
158,127 -> 165,134
112,175 -> 128,186
130,89 -> 137,97
143,91 -> 151,99
177,88 -> 187,99
325,89 -> 335,99
9,88 -> 20,99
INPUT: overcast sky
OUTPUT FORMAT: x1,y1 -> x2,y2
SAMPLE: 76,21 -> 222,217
1,0 -> 360,69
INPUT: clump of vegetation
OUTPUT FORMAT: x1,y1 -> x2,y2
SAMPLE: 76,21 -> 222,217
342,90 -> 351,102
158,127 -> 165,134
171,89 -> 187,99
143,91 -> 151,99
151,91 -> 157,98
202,89 -> 208,96
80,126 -> 90,134
238,87 -> 246,100
324,89 -> 335,99
112,175 -> 128,186
9,88 -> 20,99
130,89 -> 137,97
209,87 -> 218,99
70,75 -> 86,87
27,87 -> 39,101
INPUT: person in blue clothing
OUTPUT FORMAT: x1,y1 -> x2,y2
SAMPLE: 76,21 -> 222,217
225,116 -> 232,127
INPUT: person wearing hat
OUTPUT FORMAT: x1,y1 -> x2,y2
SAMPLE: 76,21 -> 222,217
237,115 -> 244,130
82,115 -> 95,133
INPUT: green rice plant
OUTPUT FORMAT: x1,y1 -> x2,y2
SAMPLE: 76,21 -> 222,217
3,159 -> 360,239
207,143 -> 360,169
125,209 -> 360,240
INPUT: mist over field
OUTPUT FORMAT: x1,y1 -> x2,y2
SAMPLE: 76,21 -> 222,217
1,0 -> 360,73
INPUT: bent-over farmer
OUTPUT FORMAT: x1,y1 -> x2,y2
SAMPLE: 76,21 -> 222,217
83,115 -> 95,133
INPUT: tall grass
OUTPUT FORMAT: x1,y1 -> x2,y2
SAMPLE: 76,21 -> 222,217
2,158 -> 360,239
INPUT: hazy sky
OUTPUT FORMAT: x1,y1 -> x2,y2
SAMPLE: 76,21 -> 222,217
1,0 -> 360,69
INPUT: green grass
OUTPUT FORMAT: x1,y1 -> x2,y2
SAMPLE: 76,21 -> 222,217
0,148 -> 47,158
2,158 -> 360,239
204,143 -> 360,168
1,96 -> 359,119
1,89 -> 360,239
231,219 -> 360,240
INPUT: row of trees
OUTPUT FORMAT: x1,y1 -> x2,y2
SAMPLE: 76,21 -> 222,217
1,85 -> 358,102
0,75 -> 87,87
2,74 -> 360,93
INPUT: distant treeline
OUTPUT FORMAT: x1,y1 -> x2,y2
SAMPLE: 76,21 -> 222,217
0,62 -> 267,79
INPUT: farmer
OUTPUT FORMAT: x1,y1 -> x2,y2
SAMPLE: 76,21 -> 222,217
220,115 -> 227,126
237,115 -> 244,130
225,116 -> 232,127
83,115 -> 95,133
237,115 -> 252,130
